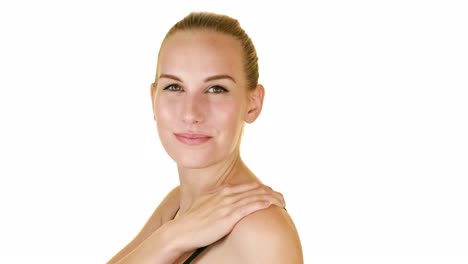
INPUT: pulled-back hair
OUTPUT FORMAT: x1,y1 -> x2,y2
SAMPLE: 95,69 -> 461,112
158,12 -> 259,90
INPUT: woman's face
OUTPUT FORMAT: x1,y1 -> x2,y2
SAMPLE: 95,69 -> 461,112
152,30 -> 262,169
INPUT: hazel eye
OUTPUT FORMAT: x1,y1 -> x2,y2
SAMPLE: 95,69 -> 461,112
207,85 -> 228,94
163,84 -> 182,92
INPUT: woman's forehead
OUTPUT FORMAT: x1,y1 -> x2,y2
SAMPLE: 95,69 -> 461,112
158,30 -> 245,79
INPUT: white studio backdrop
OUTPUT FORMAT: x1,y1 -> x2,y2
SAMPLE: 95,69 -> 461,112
0,0 -> 467,263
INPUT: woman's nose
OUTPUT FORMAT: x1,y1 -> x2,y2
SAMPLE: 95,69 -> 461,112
182,94 -> 205,124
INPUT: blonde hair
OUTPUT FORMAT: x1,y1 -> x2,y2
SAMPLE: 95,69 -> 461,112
157,11 -> 259,90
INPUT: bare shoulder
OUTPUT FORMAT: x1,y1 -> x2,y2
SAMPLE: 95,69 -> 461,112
136,185 -> 181,230
224,205 -> 303,263
107,186 -> 180,264
158,185 -> 181,222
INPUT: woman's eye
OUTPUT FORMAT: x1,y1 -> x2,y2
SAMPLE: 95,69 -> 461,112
207,85 -> 228,94
163,84 -> 182,92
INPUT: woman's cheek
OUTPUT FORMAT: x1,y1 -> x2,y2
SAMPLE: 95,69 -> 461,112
212,101 -> 245,137
155,96 -> 177,124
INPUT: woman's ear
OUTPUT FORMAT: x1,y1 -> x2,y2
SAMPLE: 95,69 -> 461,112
150,83 -> 157,120
245,84 -> 265,123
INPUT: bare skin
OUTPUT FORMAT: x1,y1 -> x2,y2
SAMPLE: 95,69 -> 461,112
170,159 -> 303,263
107,29 -> 303,263
107,169 -> 289,263
108,160 -> 301,264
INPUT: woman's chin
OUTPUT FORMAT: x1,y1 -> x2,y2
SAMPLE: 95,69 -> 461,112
176,160 -> 213,169
172,155 -> 218,169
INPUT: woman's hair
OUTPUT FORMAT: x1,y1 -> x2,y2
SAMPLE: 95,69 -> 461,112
158,11 -> 259,90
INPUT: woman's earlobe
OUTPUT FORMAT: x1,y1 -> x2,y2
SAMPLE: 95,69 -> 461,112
150,83 -> 157,121
245,84 -> 265,123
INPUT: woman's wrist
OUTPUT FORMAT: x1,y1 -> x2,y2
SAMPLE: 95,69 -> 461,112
112,220 -> 184,264
153,219 -> 185,262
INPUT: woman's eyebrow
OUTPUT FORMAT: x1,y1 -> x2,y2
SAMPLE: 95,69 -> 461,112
159,74 -> 182,82
158,74 -> 236,84
204,74 -> 236,83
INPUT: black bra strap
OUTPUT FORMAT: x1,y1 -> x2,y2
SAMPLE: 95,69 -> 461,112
183,246 -> 208,264
172,208 -> 179,220
174,208 -> 208,263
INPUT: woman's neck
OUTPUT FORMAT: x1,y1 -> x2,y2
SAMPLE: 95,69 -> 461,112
176,151 -> 257,214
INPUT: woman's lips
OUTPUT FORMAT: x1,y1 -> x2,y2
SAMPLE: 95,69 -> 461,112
174,133 -> 212,145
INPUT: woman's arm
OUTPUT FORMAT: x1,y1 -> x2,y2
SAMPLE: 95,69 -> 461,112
111,221 -> 184,264
107,186 -> 180,264
107,182 -> 286,264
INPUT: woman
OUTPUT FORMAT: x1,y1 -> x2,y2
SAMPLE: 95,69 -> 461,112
108,11 -> 303,263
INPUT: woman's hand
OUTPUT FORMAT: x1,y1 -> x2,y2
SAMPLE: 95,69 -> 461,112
168,182 -> 285,253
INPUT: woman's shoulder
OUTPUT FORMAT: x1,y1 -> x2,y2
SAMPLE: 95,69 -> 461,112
135,185 -> 180,234
158,185 -> 181,222
106,186 -> 181,263
224,205 -> 303,263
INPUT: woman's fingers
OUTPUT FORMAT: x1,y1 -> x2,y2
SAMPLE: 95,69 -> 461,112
223,184 -> 286,208
173,182 -> 285,252
229,191 -> 283,211
274,190 -> 286,208
215,185 -> 286,222
227,200 -> 272,222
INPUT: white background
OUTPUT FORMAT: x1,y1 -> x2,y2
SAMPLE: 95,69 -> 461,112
0,0 -> 467,263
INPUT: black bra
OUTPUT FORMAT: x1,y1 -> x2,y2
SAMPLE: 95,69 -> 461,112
173,209 -> 208,263
183,246 -> 207,264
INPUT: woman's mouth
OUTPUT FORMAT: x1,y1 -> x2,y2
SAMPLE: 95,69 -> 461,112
174,133 -> 213,145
